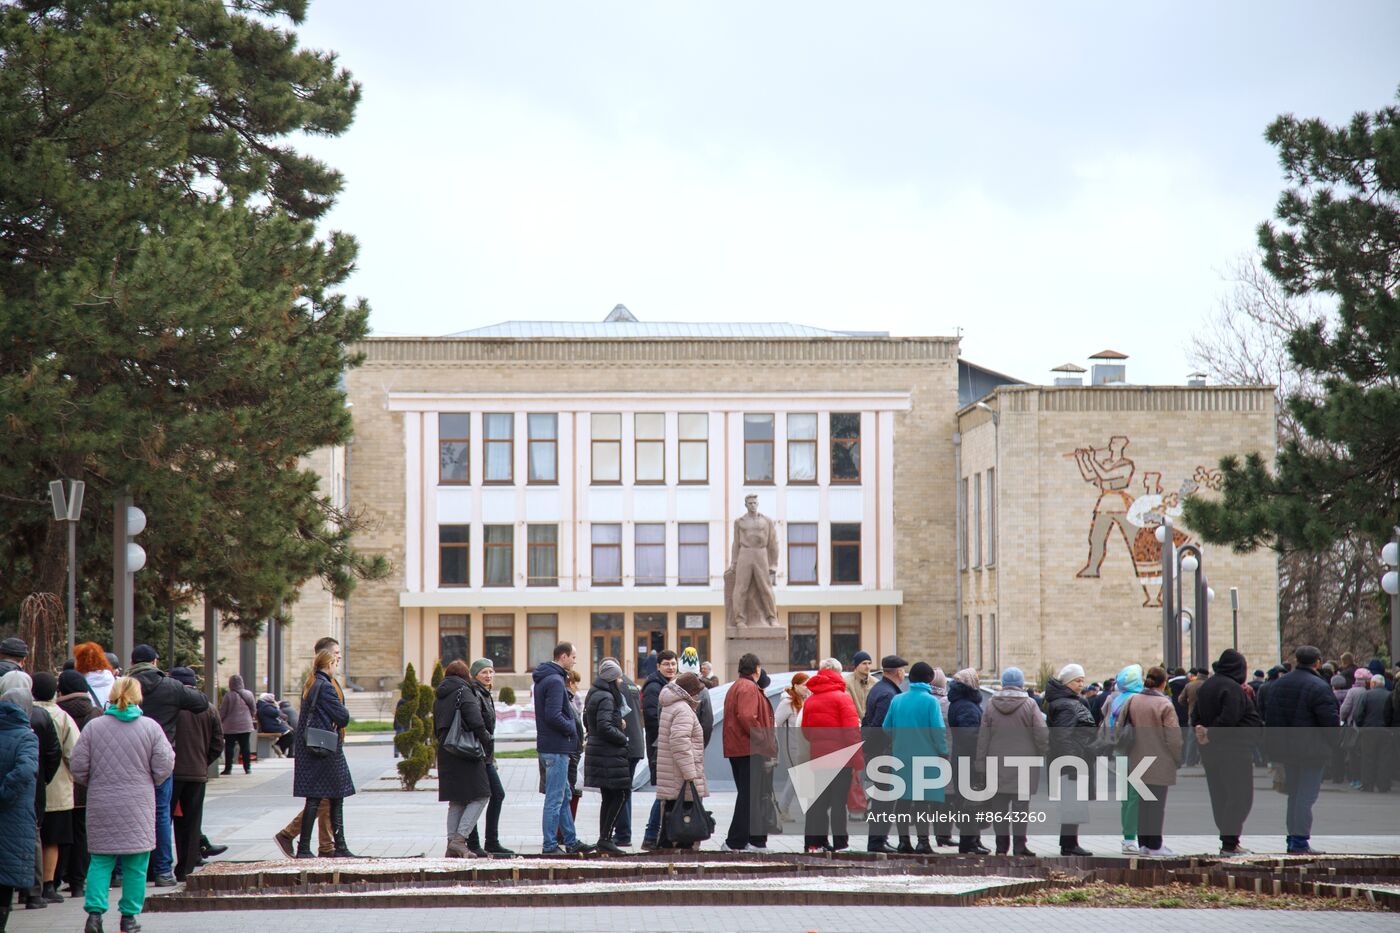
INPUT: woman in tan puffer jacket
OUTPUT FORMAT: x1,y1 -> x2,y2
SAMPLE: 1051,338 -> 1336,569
655,673 -> 707,848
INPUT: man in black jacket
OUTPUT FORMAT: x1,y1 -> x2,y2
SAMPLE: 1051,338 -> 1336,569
640,649 -> 677,849
862,656 -> 908,854
1192,649 -> 1261,855
126,644 -> 209,885
1259,646 -> 1338,855
169,667 -> 223,880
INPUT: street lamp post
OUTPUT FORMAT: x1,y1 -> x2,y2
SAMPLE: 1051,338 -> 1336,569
1382,528 -> 1399,665
48,479 -> 86,658
1158,515 -> 1212,670
112,493 -> 147,669
1230,587 -> 1240,651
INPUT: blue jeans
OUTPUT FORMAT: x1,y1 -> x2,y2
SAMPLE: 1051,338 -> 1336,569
1283,763 -> 1324,850
643,799 -> 662,845
540,753 -> 578,851
153,775 -> 174,876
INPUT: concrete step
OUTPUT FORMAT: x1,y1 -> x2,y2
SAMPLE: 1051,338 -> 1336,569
345,691 -> 398,722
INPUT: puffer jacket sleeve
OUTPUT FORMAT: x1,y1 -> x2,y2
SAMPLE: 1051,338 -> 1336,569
69,728 -> 91,788
594,691 -> 629,747
0,729 -> 38,807
673,705 -> 702,783
318,677 -> 351,730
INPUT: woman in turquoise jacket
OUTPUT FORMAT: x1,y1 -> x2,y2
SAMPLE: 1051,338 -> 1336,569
881,662 -> 950,854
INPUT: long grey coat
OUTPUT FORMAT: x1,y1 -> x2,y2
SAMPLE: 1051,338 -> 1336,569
219,675 -> 257,735
974,688 -> 1050,796
70,711 -> 174,854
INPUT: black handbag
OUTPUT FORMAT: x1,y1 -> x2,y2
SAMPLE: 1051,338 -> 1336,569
757,761 -> 783,834
667,780 -> 714,844
441,688 -> 486,760
301,680 -> 339,760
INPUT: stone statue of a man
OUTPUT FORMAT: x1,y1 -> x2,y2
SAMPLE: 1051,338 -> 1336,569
727,494 -> 779,627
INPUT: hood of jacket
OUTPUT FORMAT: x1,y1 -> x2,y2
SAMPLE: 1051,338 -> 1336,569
0,700 -> 29,730
228,674 -> 246,692
436,674 -> 471,700
990,687 -> 1034,715
127,662 -> 164,686
1115,664 -> 1144,695
1043,677 -> 1079,704
106,703 -> 142,722
948,681 -> 982,705
533,661 -> 566,686
1213,649 -> 1248,684
807,668 -> 846,695
660,680 -> 698,709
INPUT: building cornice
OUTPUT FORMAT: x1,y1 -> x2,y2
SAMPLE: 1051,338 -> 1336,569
398,588 -> 904,609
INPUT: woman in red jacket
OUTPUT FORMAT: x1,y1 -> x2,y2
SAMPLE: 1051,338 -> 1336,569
801,660 -> 864,852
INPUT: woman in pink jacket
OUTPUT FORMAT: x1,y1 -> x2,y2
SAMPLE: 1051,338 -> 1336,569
654,673 -> 708,849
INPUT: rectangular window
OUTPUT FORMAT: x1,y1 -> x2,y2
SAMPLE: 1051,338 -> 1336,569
990,612 -> 998,673
787,522 -> 818,584
743,413 -> 775,483
483,413 -> 513,483
959,477 -> 969,570
986,467 -> 997,567
438,413 -> 470,485
678,523 -> 709,585
830,413 -> 861,483
972,473 -> 982,570
676,612 -> 710,665
439,613 -> 469,665
788,611 -> 819,671
527,614 -> 558,671
977,614 -> 985,670
634,523 -> 665,586
527,524 -> 557,586
483,613 -> 515,672
439,524 -> 469,586
591,523 -> 621,585
634,413 -> 665,484
831,522 -> 861,584
591,413 -> 621,484
483,524 -> 514,586
527,413 -> 557,484
787,413 -> 817,483
678,413 -> 708,483
830,612 -> 862,669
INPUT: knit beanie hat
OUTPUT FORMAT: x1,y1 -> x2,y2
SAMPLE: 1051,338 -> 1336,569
930,667 -> 948,692
952,668 -> 979,689
469,658 -> 494,679
1001,667 -> 1025,689
598,658 -> 623,682
1057,663 -> 1085,683
675,672 -> 704,697
131,644 -> 158,664
908,661 -> 934,684
31,671 -> 58,702
853,650 -> 872,666
58,669 -> 89,697
1355,669 -> 1372,685
679,647 -> 701,676
169,667 -> 197,687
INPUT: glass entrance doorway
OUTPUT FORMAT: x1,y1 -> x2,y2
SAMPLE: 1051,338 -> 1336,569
633,612 -> 667,680
676,611 -> 711,667
590,613 -> 624,674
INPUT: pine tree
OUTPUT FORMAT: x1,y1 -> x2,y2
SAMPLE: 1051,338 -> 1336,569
430,659 -> 445,689
394,663 -> 434,791
0,1 -> 386,633
1187,91 -> 1400,570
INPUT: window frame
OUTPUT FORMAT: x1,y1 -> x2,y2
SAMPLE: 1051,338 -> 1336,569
787,522 -> 818,585
677,522 -> 709,586
959,476 -> 969,571
526,524 -> 558,587
786,412 -> 818,485
437,413 -> 471,486
483,612 -> 515,673
527,413 -> 558,485
678,412 -> 709,485
634,412 -> 665,485
830,412 -> 861,484
482,413 -> 514,485
590,413 -> 622,485
743,413 -> 775,484
483,523 -> 514,587
972,473 -> 982,570
829,612 -> 862,669
439,613 -> 470,666
830,522 -> 862,584
787,611 -> 819,671
633,522 -> 666,587
986,466 -> 997,568
591,523 -> 622,586
526,613 -> 558,671
438,524 -> 470,587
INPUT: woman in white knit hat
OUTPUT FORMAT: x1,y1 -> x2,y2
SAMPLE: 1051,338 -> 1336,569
1043,662 -> 1096,856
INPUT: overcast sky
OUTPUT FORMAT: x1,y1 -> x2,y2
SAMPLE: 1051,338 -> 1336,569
293,1 -> 1399,385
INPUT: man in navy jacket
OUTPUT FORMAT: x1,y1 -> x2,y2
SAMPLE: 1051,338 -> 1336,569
1260,645 -> 1339,855
533,643 -> 592,854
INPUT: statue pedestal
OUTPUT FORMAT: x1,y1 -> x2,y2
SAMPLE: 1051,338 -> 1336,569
726,626 -> 789,678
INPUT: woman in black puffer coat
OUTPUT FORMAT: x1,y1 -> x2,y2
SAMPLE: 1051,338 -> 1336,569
584,659 -> 632,856
1043,665 -> 1097,856
433,659 -> 494,858
947,669 -> 989,854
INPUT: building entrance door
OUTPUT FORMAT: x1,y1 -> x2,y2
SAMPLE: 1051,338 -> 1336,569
676,611 -> 711,667
633,612 -> 667,680
590,612 -> 624,675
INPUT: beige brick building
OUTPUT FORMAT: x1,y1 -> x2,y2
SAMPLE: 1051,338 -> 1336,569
233,314 -> 1278,693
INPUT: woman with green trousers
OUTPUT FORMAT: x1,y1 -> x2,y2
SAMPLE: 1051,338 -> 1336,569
70,675 -> 175,933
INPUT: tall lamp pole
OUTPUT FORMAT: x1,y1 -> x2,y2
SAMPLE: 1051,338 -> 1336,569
1382,528 -> 1399,666
1158,515 -> 1214,669
48,480 -> 86,658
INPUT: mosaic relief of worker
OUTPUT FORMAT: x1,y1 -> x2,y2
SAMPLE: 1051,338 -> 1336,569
1072,435 -> 1136,579
727,494 -> 779,628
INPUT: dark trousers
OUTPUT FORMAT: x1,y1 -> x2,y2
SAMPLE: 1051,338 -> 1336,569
1201,745 -> 1253,847
599,787 -> 628,843
61,806 -> 88,891
803,767 -> 852,850
1137,783 -> 1169,851
613,759 -> 638,844
726,755 -> 768,850
172,781 -> 206,880
0,885 -> 12,911
867,790 -> 911,848
987,793 -> 1029,850
466,761 -> 506,850
297,797 -> 344,852
224,732 -> 252,772
1283,763 -> 1324,850
1360,730 -> 1393,792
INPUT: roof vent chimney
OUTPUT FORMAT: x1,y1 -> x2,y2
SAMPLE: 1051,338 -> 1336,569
1051,363 -> 1086,387
1188,371 -> 1208,387
604,304 -> 638,323
1089,349 -> 1128,386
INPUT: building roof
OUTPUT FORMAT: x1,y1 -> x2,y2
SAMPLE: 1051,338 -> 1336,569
446,306 -> 889,339
1050,362 -> 1087,373
1089,349 -> 1129,360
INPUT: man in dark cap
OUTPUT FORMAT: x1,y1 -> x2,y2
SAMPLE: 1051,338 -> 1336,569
1259,646 -> 1338,855
126,645 -> 209,886
861,655 -> 907,853
0,636 -> 28,677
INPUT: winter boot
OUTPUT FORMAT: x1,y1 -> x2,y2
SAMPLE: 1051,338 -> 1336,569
84,913 -> 104,933
120,915 -> 141,932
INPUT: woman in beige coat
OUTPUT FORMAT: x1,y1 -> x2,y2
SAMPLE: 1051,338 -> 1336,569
654,673 -> 708,849
1125,666 -> 1183,857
